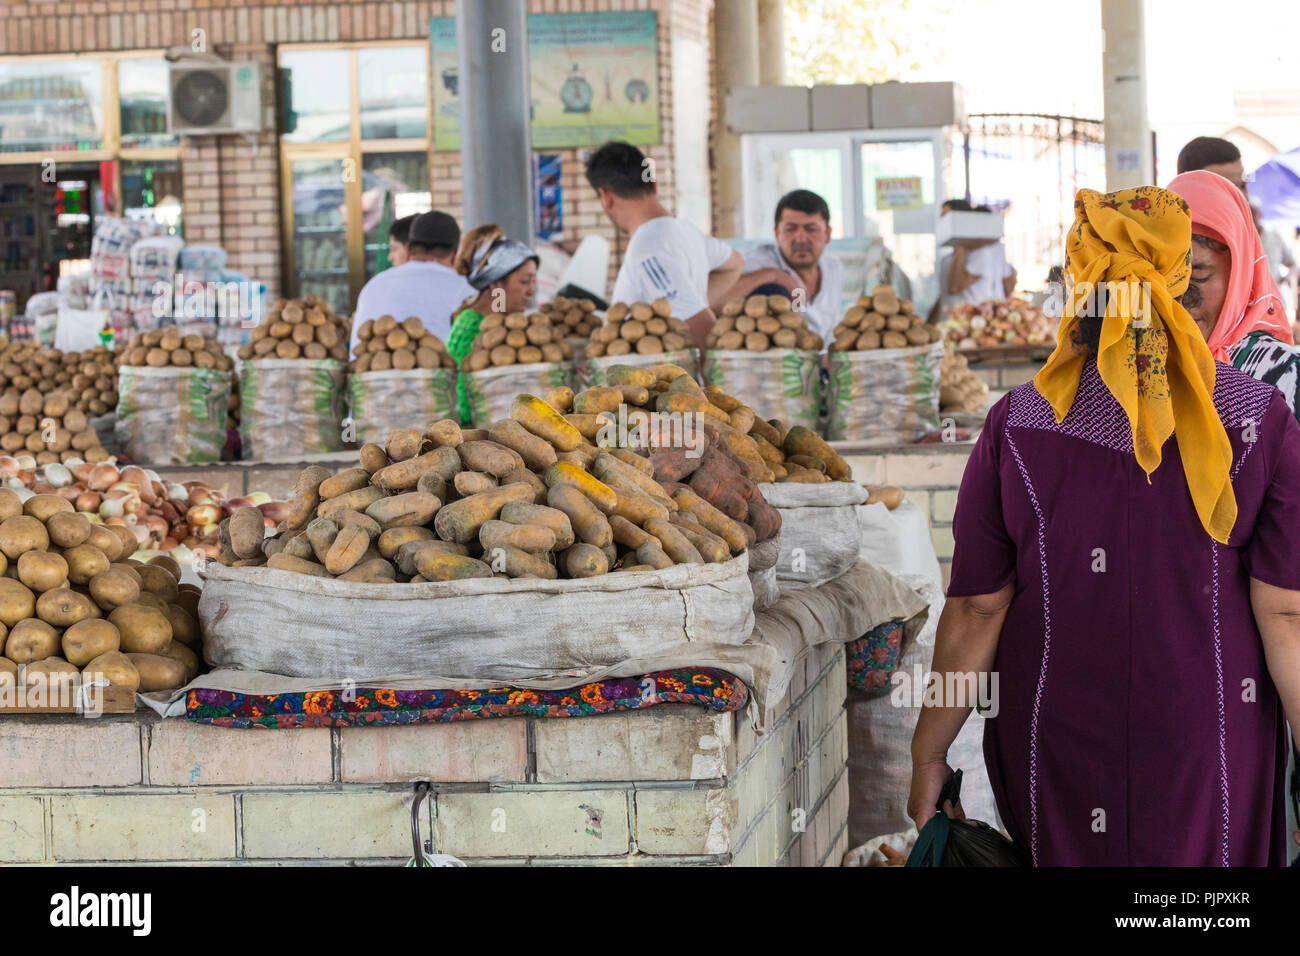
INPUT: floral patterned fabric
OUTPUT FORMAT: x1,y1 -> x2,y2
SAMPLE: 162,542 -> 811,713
185,668 -> 747,728
846,619 -> 905,697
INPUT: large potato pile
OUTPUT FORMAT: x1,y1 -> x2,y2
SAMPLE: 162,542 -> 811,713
461,312 -> 575,370
0,343 -> 118,416
226,364 -> 805,582
0,489 -> 201,695
349,316 -> 457,373
117,329 -> 235,372
939,350 -> 990,413
709,294 -> 824,352
0,391 -> 109,464
830,285 -> 941,351
585,301 -> 690,358
538,297 -> 601,339
236,295 -> 350,363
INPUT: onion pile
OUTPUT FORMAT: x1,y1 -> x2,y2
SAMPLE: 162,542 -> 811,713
943,298 -> 1055,349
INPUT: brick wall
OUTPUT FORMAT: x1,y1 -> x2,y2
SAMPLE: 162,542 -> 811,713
0,643 -> 848,865
0,0 -> 711,303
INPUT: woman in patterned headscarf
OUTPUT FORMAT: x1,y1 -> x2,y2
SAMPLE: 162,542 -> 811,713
908,186 -> 1300,865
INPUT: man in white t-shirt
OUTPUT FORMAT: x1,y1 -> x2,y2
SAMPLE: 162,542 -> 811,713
586,141 -> 743,348
727,189 -> 844,349
350,210 -> 475,356
935,200 -> 1016,314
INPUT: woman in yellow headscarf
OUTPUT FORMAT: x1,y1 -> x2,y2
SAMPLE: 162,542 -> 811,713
908,186 -> 1300,866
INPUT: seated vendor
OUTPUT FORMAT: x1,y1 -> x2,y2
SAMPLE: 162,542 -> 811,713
727,189 -> 843,348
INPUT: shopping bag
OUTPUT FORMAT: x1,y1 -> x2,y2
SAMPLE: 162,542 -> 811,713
905,769 -> 1029,867
56,288 -> 114,352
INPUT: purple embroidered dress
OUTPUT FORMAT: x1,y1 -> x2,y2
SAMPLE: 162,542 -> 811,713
948,360 -> 1298,866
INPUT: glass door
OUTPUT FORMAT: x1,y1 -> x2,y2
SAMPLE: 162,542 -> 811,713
285,155 -> 353,315
361,151 -> 430,279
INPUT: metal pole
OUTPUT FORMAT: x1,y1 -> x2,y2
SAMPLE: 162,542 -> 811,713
456,0 -> 535,243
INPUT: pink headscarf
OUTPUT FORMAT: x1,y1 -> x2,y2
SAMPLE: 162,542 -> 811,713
1168,170 -> 1293,362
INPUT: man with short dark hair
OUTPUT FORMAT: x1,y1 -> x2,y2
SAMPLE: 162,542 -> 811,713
586,141 -> 743,348
386,214 -> 417,268
1177,136 -> 1247,193
727,188 -> 843,347
350,210 -> 475,354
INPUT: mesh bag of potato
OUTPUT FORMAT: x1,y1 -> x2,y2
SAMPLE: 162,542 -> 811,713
115,365 -> 232,465
537,296 -> 601,340
348,315 -> 458,374
939,349 -> 990,415
236,296 -> 351,365
709,293 -> 825,352
0,491 -> 202,698
825,341 -> 943,445
578,300 -> 694,384
463,360 -> 573,429
238,359 -> 347,461
348,369 -> 458,444
460,310 -> 575,373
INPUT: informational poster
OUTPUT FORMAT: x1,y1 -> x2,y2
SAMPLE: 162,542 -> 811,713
534,153 -> 563,240
874,176 -> 924,211
431,11 -> 660,150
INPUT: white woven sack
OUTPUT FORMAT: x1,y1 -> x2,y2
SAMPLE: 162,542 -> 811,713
758,482 -> 868,586
577,349 -> 698,388
198,554 -> 755,681
463,361 -> 573,428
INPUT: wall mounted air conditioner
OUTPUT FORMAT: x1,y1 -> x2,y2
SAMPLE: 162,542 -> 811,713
167,61 -> 263,135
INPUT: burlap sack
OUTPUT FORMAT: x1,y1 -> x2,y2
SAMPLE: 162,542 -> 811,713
239,359 -> 346,461
825,342 -> 943,444
347,368 -> 458,443
577,349 -> 698,387
463,361 -> 573,428
115,365 -> 230,465
702,349 -> 821,427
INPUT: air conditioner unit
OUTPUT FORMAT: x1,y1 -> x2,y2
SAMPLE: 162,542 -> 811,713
167,61 -> 263,135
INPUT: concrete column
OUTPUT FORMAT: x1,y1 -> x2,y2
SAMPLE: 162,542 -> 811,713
756,0 -> 784,85
1101,0 -> 1152,190
713,0 -> 760,237
456,0 -> 535,242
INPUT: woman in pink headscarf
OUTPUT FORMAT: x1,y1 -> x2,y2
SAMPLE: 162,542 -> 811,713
1170,170 -> 1299,418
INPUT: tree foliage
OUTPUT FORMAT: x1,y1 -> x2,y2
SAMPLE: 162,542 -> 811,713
785,0 -> 949,87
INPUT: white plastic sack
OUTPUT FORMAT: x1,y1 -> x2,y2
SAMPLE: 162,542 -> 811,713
701,349 -> 821,427
198,554 -> 755,681
825,342 -> 943,445
857,499 -> 943,585
577,349 -> 698,388
348,368 -> 458,443
758,481 -> 868,586
463,361 -> 573,428
239,359 -> 347,461
115,365 -> 231,465
56,289 -> 113,352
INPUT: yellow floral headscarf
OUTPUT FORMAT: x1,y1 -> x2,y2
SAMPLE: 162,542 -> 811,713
1033,186 -> 1237,544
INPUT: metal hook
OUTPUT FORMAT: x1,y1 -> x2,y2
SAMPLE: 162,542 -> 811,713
410,781 -> 431,867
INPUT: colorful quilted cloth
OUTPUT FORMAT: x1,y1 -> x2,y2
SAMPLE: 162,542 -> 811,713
185,668 -> 747,728
846,619 -> 905,696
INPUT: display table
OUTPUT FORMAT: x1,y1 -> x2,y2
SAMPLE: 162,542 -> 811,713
0,642 -> 847,866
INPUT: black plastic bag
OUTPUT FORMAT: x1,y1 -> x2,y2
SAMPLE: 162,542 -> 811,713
906,769 -> 1030,867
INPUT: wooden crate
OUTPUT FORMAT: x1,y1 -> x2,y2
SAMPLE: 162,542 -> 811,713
0,683 -> 136,715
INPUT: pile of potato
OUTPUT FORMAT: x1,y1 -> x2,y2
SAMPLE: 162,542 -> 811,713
709,294 -> 825,352
939,350 -> 990,413
0,488 -> 202,695
538,297 -> 601,339
117,329 -> 235,372
235,295 -> 350,363
0,389 -> 109,464
349,316 -> 457,373
829,285 -> 942,351
0,343 -> 118,417
585,300 -> 690,358
460,312 -> 575,371
230,364 -> 816,582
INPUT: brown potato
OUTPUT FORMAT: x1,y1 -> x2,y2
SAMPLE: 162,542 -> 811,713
4,617 -> 58,663
125,653 -> 188,691
165,604 -> 201,647
109,604 -> 173,654
88,568 -> 141,612
45,511 -> 91,549
36,587 -> 96,627
17,551 -> 68,592
82,650 -> 139,691
158,639 -> 200,682
0,515 -> 49,559
146,554 -> 182,583
85,526 -> 124,563
62,618 -> 120,667
24,493 -> 73,522
0,577 -> 35,627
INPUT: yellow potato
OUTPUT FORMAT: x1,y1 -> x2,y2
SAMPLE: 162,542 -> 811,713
61,618 -> 121,667
108,604 -> 173,654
